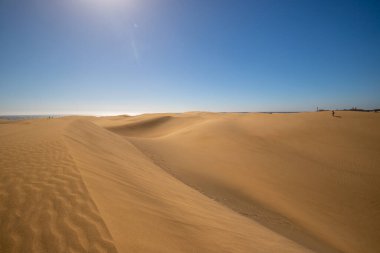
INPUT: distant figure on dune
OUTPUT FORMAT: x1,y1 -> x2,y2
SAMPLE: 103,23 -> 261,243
332,110 -> 335,117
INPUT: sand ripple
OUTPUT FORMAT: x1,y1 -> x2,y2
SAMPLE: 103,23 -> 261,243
0,121 -> 118,253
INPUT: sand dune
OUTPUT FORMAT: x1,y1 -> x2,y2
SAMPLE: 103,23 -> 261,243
1,112 -> 379,252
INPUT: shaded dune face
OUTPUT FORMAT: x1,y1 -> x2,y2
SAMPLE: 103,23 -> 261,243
0,112 -> 379,253
107,115 -> 173,137
104,114 -> 209,138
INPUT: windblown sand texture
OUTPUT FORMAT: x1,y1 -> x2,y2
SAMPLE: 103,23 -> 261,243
1,112 -> 379,253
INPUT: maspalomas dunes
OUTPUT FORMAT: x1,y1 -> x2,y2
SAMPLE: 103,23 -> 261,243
0,111 -> 379,253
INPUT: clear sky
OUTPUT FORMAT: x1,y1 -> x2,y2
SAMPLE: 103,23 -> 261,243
1,0 -> 379,115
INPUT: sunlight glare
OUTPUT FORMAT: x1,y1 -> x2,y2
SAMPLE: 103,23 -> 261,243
81,0 -> 132,12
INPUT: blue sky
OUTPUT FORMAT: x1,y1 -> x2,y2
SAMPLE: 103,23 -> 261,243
1,0 -> 379,115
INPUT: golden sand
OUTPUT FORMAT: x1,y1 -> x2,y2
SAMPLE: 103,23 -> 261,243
1,112 -> 379,253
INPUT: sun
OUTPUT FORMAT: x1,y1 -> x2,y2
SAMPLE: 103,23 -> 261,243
82,0 -> 132,11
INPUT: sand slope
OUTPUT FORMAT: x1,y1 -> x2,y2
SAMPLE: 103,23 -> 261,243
1,112 -> 379,253
0,118 -> 117,253
65,118 -> 310,253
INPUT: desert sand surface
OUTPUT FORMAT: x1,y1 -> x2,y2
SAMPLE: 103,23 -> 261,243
1,112 -> 380,253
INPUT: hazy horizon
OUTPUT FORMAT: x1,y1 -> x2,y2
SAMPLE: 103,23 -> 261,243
1,0 -> 379,114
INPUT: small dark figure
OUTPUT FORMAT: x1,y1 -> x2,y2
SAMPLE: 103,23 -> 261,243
332,110 -> 335,117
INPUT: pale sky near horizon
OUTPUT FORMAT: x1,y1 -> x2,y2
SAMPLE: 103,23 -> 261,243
1,0 -> 379,115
